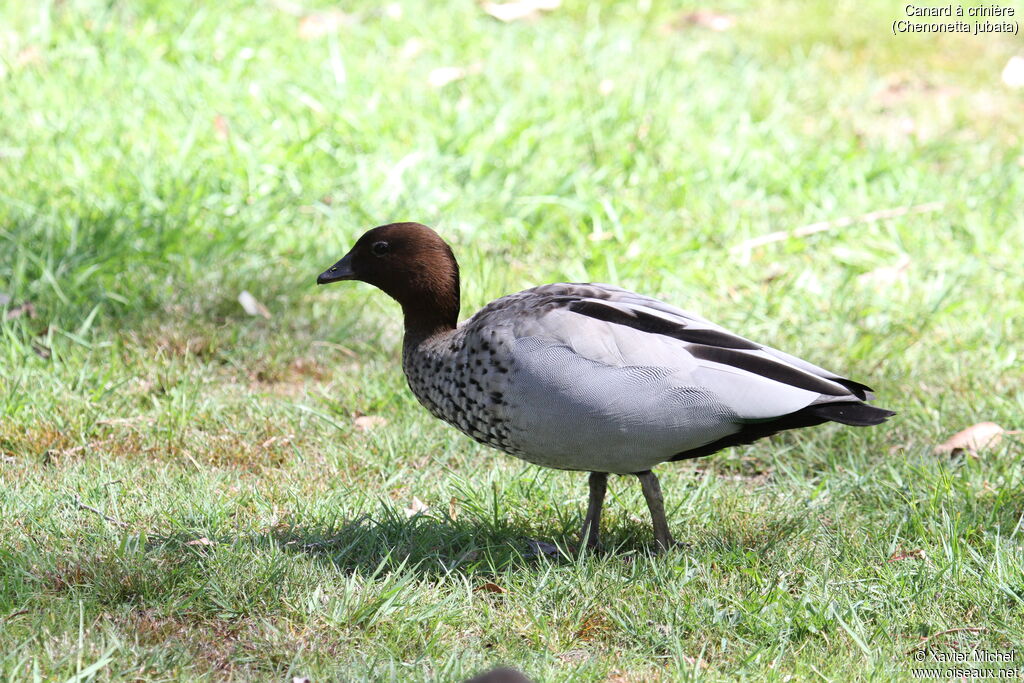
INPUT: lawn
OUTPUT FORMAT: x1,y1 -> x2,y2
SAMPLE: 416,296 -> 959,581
2,0 -> 1023,680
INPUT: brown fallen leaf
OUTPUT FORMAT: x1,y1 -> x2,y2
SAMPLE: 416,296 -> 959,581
482,0 -> 560,23
554,649 -> 589,663
448,496 -> 459,520
297,10 -> 353,40
260,435 -> 294,449
353,415 -> 387,432
238,290 -> 270,318
681,9 -> 736,31
213,114 -> 230,141
5,301 -> 36,320
404,497 -> 429,518
888,548 -> 926,562
934,422 -> 1019,456
661,9 -> 736,34
681,654 -> 709,669
186,537 -> 215,546
475,581 -> 506,594
16,46 -> 43,68
1002,56 -> 1024,89
32,341 -> 51,360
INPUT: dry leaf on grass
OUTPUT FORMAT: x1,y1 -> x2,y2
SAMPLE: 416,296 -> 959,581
1002,56 -> 1024,89
681,654 -> 709,669
213,114 -> 230,141
238,291 -> 270,318
186,537 -> 215,546
260,435 -> 294,449
353,415 -> 387,432
297,10 -> 353,40
5,301 -> 36,320
662,9 -> 736,33
482,0 -> 560,23
16,46 -> 43,68
681,9 -> 736,31
96,416 -> 155,427
475,582 -> 506,594
934,422 -> 1019,456
404,497 -> 429,518
32,341 -> 51,360
889,548 -> 926,562
555,649 -> 589,663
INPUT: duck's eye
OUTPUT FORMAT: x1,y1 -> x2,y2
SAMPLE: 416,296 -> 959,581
370,241 -> 390,256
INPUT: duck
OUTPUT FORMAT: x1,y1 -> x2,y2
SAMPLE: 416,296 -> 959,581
317,222 -> 895,550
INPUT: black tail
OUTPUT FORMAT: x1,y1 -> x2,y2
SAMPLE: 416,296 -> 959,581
806,402 -> 896,426
670,401 -> 896,462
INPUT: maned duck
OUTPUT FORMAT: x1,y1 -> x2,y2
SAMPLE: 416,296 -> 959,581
317,222 -> 894,550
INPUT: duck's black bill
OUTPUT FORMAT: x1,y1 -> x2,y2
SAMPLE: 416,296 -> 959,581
317,254 -> 356,285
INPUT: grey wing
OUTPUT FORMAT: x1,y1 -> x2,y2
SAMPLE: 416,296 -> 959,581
585,283 -> 874,398
515,284 -> 874,423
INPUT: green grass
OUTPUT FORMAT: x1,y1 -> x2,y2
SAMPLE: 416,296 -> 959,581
2,0 -> 1024,680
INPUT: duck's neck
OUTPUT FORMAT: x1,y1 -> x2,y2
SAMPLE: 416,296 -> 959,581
393,243 -> 461,347
402,304 -> 458,347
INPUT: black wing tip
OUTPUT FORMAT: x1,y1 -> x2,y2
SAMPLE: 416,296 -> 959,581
669,402 -> 896,462
833,378 -> 874,401
808,402 -> 896,426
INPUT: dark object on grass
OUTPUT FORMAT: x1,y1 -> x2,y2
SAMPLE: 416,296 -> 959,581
462,667 -> 535,683
317,223 -> 895,550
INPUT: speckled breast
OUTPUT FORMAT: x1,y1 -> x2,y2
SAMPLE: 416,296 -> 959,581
401,327 -> 523,457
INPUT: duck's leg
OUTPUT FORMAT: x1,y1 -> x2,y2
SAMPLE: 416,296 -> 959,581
579,472 -> 608,548
635,470 -> 675,550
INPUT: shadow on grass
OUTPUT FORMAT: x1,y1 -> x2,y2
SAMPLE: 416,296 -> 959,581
262,504 -> 815,578
265,510 -> 577,577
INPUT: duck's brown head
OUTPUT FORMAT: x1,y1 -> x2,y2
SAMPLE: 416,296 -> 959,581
318,222 -> 460,336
